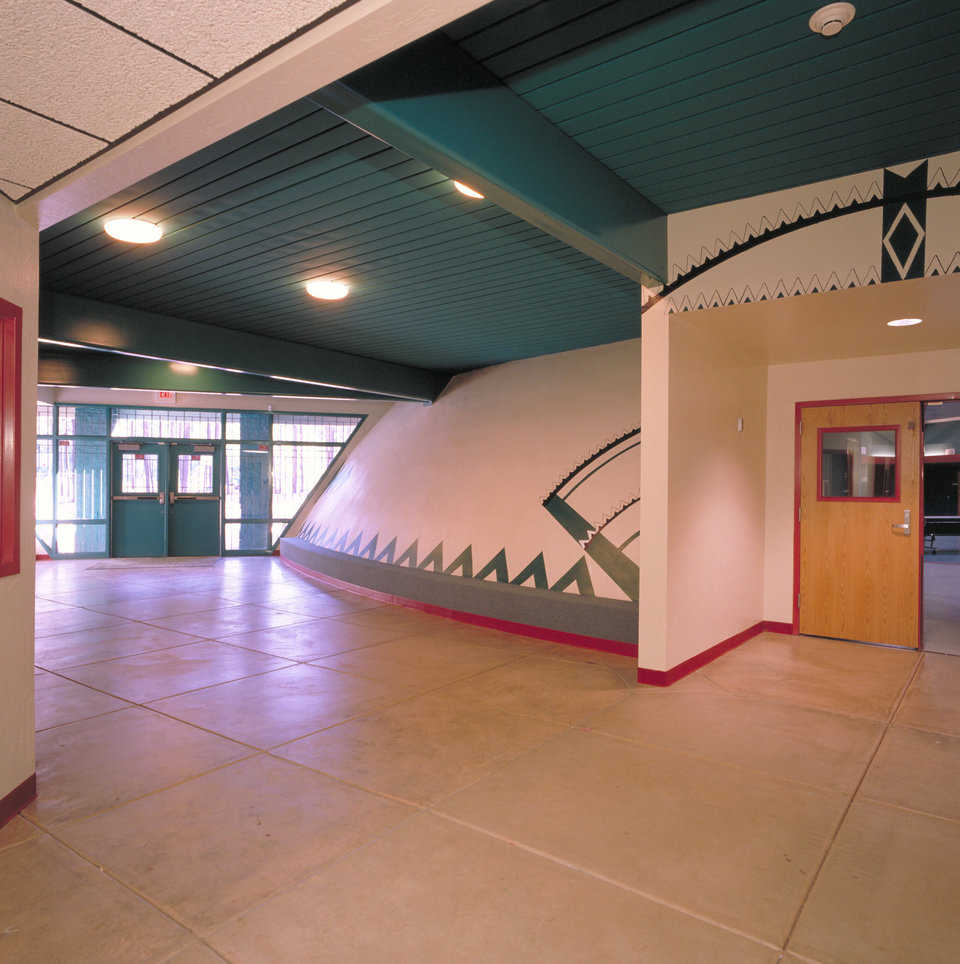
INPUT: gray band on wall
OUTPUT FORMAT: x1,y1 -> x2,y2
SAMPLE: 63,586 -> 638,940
280,538 -> 638,645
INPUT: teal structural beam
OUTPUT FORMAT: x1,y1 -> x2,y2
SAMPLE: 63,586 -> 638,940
313,33 -> 666,287
38,346 -> 393,401
40,291 -> 447,403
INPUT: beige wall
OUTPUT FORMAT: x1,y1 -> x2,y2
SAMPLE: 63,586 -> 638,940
300,338 -> 644,602
763,347 -> 960,623
0,197 -> 38,801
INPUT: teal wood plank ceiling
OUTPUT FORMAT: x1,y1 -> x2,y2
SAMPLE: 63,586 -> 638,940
39,98 -> 641,373
446,0 -> 960,212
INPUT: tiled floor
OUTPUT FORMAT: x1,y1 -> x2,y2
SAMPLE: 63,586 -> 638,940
4,558 -> 960,961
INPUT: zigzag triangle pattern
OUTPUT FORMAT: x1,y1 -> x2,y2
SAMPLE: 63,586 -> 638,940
298,524 -> 605,599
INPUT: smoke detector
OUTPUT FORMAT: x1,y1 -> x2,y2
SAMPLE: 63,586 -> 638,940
809,3 -> 855,37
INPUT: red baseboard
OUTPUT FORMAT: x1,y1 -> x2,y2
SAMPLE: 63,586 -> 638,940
35,554 -> 50,561
0,773 -> 36,830
637,619 -> 793,687
280,556 -> 639,659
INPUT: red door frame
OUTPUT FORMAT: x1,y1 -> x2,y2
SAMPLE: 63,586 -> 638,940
793,391 -> 960,647
0,298 -> 22,579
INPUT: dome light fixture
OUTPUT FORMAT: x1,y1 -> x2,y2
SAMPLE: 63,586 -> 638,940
453,181 -> 484,199
104,217 -> 163,244
887,317 -> 923,327
809,3 -> 855,37
169,362 -> 198,374
306,279 -> 350,301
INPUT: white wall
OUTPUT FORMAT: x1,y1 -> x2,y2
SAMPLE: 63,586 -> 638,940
299,338 -> 644,602
0,197 -> 38,802
764,348 -> 960,623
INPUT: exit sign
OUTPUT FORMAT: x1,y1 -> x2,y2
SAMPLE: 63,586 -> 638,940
154,391 -> 177,405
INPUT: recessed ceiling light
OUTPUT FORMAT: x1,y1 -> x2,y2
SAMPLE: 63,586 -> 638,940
453,181 -> 484,199
170,362 -> 198,374
809,3 -> 855,37
306,279 -> 350,300
887,317 -> 923,327
104,218 -> 163,244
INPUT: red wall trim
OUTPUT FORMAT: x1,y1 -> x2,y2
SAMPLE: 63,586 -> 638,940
0,773 -> 36,830
280,556 -> 639,659
636,620 -> 790,687
0,299 -> 22,579
923,454 -> 960,464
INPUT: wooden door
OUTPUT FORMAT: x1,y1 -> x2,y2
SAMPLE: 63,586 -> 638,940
799,402 -> 921,648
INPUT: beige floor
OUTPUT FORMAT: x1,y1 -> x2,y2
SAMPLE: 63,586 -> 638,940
4,558 -> 960,961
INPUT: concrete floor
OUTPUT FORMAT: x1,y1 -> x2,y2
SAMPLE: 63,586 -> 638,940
3,558 -> 959,961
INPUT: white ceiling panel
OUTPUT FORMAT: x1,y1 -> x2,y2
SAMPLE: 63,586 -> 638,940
82,0 -> 351,77
0,0 -> 208,140
0,178 -> 31,200
0,102 -> 102,192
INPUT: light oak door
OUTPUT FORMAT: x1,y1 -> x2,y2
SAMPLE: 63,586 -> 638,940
799,402 -> 921,648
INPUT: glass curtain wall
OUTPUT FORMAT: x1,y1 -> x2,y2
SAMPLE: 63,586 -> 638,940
36,403 -> 363,558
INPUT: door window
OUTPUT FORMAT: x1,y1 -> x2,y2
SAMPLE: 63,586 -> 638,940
176,454 -> 214,494
819,427 -> 898,500
121,452 -> 159,494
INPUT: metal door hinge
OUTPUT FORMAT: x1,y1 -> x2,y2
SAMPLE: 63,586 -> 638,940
797,593 -> 801,608
799,421 -> 804,435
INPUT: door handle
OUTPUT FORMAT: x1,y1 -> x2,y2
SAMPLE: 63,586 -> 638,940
891,509 -> 911,535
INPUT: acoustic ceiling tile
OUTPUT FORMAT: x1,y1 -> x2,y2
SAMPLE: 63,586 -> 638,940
0,0 -> 207,141
0,102 -> 103,191
81,0 -> 350,77
0,178 -> 32,200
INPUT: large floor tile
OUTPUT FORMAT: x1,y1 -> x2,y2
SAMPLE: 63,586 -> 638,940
83,592 -> 240,620
35,671 -> 130,730
57,755 -> 413,933
0,815 -> 38,852
896,652 -> 960,736
261,593 -> 384,618
208,813 -> 778,963
585,686 -> 882,792
0,834 -> 191,962
28,706 -> 252,825
702,633 -> 919,720
149,663 -> 416,747
791,799 -> 960,963
55,642 -> 291,703
438,728 -> 847,945
219,617 -> 412,660
860,724 -> 960,821
35,623 -> 200,670
337,605 -> 456,635
146,604 -> 314,638
440,654 -> 633,725
275,691 -> 564,803
33,607 -> 129,638
312,633 -> 524,689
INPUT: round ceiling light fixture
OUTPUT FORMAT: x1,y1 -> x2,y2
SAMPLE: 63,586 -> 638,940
104,217 -> 163,244
809,3 -> 856,37
887,317 -> 923,327
306,279 -> 350,300
169,362 -> 198,374
453,180 -> 484,199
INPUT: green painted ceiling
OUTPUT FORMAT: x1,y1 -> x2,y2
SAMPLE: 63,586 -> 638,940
39,98 -> 640,373
447,0 -> 960,212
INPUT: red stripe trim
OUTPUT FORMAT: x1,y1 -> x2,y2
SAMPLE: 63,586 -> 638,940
0,773 -> 36,830
636,620 -> 792,687
35,554 -> 50,561
280,556 -> 638,658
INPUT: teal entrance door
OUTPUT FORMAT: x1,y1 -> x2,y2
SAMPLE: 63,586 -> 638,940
111,442 -> 168,557
168,443 -> 221,556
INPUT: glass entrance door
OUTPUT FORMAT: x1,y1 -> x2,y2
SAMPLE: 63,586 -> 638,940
168,443 -> 221,556
111,442 -> 168,557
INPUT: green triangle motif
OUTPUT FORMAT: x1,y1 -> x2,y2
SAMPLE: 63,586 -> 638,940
395,539 -> 419,568
344,531 -> 364,556
358,534 -> 379,560
443,546 -> 473,578
511,552 -> 549,590
332,529 -> 352,552
550,557 -> 595,597
375,537 -> 397,564
475,548 -> 509,583
418,542 -> 444,572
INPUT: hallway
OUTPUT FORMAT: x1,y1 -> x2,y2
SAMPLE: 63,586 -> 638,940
3,559 -> 960,961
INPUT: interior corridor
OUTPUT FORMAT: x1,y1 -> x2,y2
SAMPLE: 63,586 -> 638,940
3,558 -> 959,962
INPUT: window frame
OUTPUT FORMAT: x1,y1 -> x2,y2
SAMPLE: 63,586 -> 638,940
0,300 -> 22,578
816,424 -> 901,503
